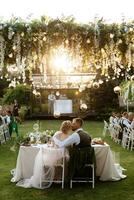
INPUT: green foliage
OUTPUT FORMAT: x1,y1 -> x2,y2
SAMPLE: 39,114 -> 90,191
0,16 -> 134,69
18,106 -> 28,120
2,84 -> 31,105
120,80 -> 134,101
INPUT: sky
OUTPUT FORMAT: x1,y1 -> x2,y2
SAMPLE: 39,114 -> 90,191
0,0 -> 134,23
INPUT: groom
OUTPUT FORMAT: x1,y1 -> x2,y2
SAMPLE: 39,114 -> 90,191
53,118 -> 93,180
53,117 -> 91,148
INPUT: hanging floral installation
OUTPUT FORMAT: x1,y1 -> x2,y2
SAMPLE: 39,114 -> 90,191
120,77 -> 134,101
0,15 -> 134,89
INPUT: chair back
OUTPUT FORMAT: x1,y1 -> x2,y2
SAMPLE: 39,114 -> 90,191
0,126 -> 6,144
40,147 -> 66,189
69,146 -> 95,188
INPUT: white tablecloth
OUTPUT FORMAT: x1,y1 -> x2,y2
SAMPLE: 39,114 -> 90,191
11,143 -> 126,184
54,100 -> 72,113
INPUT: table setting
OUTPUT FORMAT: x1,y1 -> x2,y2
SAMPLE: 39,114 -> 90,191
10,124 -> 127,189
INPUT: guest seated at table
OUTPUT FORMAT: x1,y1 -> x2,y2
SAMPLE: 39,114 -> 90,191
109,112 -> 116,125
127,112 -> 134,129
54,120 -> 72,141
120,112 -> 131,129
114,112 -> 121,125
53,118 -> 91,148
131,117 -> 134,129
53,118 -> 93,181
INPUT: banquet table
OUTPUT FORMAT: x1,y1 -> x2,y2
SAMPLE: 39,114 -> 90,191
11,143 -> 126,186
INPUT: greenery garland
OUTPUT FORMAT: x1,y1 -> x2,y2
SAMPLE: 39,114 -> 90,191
0,16 -> 133,81
120,80 -> 134,101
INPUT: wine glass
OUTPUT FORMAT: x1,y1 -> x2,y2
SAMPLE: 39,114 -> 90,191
33,123 -> 39,132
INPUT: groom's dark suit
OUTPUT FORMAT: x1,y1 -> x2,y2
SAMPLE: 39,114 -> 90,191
76,129 -> 91,148
68,130 -> 95,180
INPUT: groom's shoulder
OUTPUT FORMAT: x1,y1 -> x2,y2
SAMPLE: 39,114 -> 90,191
77,129 -> 91,136
77,129 -> 86,133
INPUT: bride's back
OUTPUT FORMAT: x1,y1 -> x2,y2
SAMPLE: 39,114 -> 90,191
54,120 -> 72,141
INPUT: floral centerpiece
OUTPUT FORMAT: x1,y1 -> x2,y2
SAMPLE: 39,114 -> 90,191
28,130 -> 55,144
40,130 -> 55,144
92,137 -> 105,145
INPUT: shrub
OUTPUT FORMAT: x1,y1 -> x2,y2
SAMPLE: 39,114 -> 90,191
2,84 -> 31,105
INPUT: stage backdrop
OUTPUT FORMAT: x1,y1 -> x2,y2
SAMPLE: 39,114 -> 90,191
54,100 -> 72,114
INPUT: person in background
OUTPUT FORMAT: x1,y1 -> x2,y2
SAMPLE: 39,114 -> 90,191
127,112 -> 134,129
48,91 -> 56,115
0,109 -> 6,125
120,112 -> 131,129
12,99 -> 21,123
13,99 -> 20,116
6,110 -> 19,137
131,116 -> 134,129
113,112 -> 121,125
109,112 -> 116,125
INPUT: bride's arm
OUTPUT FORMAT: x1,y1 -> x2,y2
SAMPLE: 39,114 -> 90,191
53,132 -> 80,148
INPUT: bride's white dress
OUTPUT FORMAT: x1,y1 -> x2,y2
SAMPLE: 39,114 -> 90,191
16,131 -> 69,189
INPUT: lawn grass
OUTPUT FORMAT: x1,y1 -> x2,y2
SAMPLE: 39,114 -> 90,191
0,120 -> 134,200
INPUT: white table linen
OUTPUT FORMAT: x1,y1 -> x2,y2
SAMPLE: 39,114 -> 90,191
11,143 -> 126,188
93,144 -> 126,181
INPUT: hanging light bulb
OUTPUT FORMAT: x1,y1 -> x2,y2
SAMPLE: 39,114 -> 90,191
56,91 -> 60,96
33,89 -> 37,95
110,33 -> 114,39
12,46 -> 16,51
114,86 -> 121,94
131,75 -> 134,81
43,36 -> 47,41
54,111 -> 61,118
35,92 -> 41,98
80,103 -> 88,111
8,53 -> 13,58
86,39 -> 90,44
93,82 -> 99,89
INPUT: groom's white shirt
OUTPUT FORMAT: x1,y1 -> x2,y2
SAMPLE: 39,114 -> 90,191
53,128 -> 83,148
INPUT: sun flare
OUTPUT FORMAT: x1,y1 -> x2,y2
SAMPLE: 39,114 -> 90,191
51,47 -> 74,73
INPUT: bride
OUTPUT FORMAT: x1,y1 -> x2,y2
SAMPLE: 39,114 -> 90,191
53,120 -> 72,142
16,120 -> 72,189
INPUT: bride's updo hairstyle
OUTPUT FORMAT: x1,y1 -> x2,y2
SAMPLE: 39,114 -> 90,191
60,120 -> 72,134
